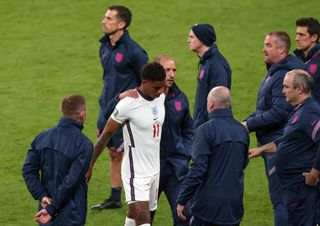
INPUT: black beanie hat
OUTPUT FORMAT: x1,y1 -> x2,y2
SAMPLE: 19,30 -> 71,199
191,23 -> 216,47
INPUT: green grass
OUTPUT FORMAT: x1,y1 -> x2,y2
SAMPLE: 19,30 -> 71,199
0,0 -> 319,225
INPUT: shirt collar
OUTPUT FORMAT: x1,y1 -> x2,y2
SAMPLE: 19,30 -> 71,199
208,108 -> 233,119
58,117 -> 84,130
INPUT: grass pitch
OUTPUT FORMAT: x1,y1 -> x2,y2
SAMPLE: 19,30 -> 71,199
0,0 -> 318,225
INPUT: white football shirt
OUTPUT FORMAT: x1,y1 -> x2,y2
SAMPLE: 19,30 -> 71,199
111,92 -> 165,178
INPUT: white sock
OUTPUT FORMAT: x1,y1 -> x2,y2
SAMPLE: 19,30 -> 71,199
124,217 -> 136,226
139,224 -> 150,226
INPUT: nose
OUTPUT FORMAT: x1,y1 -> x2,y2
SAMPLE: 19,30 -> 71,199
295,35 -> 299,41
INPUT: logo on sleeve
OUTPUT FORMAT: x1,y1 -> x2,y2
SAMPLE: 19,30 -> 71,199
115,52 -> 123,63
309,64 -> 318,75
174,101 -> 182,111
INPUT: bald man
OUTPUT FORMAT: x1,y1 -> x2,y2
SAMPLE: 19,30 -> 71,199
249,69 -> 320,226
177,86 -> 249,226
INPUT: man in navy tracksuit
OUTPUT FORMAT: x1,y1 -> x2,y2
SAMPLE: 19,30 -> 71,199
249,69 -> 320,225
94,5 -> 148,209
152,55 -> 193,226
187,23 -> 231,129
242,31 -> 305,226
293,18 -> 320,224
294,17 -> 320,103
22,94 -> 93,226
177,86 -> 249,226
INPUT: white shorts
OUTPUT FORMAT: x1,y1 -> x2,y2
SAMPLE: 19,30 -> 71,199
122,173 -> 159,211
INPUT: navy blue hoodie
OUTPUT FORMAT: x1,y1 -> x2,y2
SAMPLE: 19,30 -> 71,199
193,44 -> 231,129
22,118 -> 93,226
246,54 -> 306,145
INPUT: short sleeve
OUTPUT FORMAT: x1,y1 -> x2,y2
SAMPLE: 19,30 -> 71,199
111,98 -> 131,124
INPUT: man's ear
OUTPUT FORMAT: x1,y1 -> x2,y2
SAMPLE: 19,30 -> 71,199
118,21 -> 126,30
310,34 -> 318,43
79,110 -> 86,121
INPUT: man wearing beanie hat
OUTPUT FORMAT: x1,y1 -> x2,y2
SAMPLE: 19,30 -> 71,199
188,23 -> 232,129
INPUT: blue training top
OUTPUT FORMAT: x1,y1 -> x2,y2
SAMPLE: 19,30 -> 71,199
276,97 -> 320,189
178,108 -> 249,225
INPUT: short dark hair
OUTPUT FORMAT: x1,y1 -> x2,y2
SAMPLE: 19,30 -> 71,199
267,31 -> 291,54
296,17 -> 320,42
108,5 -> 132,29
141,62 -> 166,82
60,94 -> 86,117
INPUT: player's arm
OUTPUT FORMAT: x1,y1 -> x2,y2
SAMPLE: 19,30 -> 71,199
301,111 -> 320,186
86,117 -> 122,182
22,139 -> 50,202
248,142 -> 276,160
45,141 -> 93,218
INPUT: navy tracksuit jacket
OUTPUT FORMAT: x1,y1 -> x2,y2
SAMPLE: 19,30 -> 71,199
177,109 -> 249,225
276,98 -> 320,225
97,30 -> 148,148
246,54 -> 306,145
295,43 -> 320,103
193,44 -> 231,129
22,118 -> 93,226
159,83 -> 193,225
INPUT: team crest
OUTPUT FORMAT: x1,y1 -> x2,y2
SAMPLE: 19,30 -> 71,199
309,64 -> 318,75
151,106 -> 158,119
115,52 -> 123,62
174,101 -> 182,111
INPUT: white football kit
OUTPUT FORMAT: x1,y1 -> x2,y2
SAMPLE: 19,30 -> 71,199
111,91 -> 165,209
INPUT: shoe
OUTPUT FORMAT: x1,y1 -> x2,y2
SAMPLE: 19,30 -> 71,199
91,198 -> 122,210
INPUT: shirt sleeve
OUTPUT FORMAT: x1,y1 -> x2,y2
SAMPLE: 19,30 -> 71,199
300,108 -> 320,169
207,61 -> 230,89
130,48 -> 148,85
181,94 -> 194,157
246,72 -> 293,132
177,125 -> 213,205
111,97 -> 132,124
45,141 -> 93,216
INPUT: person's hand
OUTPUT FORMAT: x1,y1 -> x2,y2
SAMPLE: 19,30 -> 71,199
176,204 -> 187,221
34,209 -> 52,224
96,129 -> 101,138
119,89 -> 139,100
248,147 -> 263,160
85,168 -> 93,183
302,168 -> 320,186
41,196 -> 52,208
241,121 -> 249,133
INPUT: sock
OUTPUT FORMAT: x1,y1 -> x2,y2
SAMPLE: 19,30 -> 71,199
150,210 -> 156,224
124,217 -> 136,226
110,187 -> 121,201
139,224 -> 150,226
